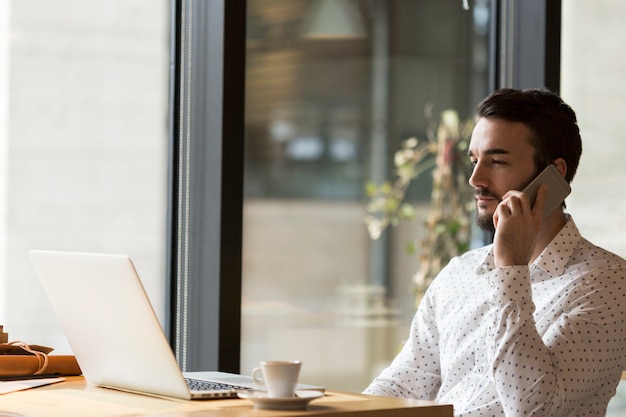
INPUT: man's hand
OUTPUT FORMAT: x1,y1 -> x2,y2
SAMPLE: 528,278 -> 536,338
492,185 -> 547,267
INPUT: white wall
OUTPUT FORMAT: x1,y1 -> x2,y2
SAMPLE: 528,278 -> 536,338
1,0 -> 169,350
562,0 -> 626,258
0,0 -> 9,322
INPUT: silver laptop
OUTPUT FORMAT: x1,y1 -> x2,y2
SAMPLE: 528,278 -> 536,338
29,249 -> 324,400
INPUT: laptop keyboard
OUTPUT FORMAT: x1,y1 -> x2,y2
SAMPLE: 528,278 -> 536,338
185,377 -> 249,393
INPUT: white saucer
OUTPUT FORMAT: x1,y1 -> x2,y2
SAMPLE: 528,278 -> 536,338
237,390 -> 324,410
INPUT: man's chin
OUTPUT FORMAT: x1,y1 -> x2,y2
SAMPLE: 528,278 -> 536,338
476,212 -> 495,234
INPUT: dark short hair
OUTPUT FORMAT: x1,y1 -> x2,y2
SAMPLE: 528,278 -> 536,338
476,88 -> 582,183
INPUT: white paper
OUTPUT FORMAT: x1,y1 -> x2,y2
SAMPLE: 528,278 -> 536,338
0,377 -> 65,394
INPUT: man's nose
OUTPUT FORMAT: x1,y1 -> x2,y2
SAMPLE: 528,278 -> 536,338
468,163 -> 486,188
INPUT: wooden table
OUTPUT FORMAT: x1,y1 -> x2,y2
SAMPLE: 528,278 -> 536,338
0,377 -> 453,417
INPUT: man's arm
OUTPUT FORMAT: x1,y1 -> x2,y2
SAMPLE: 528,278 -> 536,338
486,263 -> 626,415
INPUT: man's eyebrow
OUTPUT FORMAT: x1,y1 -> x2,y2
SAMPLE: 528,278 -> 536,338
467,148 -> 510,158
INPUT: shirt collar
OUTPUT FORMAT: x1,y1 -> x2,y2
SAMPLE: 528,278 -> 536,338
532,214 -> 581,277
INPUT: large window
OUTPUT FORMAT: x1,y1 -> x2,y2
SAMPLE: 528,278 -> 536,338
0,0 -> 170,350
172,0 -> 562,391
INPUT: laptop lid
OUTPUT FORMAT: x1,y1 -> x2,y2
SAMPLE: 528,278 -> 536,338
29,250 -> 223,400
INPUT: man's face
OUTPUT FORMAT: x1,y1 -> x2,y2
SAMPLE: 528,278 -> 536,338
467,117 -> 538,233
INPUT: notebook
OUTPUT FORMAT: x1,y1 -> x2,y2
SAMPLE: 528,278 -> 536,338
29,249 -> 324,400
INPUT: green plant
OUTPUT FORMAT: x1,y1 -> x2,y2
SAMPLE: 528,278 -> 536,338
365,109 -> 475,304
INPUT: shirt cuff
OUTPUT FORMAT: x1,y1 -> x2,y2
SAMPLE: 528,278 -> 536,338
487,265 -> 532,305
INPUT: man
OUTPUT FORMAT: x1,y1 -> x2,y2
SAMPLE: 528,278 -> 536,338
363,88 -> 626,416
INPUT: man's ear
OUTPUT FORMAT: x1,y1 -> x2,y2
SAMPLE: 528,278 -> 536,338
552,158 -> 567,179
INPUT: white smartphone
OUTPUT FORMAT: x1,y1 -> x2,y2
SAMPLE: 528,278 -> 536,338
522,164 -> 571,219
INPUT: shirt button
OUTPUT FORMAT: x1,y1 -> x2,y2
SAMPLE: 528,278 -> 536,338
476,366 -> 485,374
489,282 -> 496,290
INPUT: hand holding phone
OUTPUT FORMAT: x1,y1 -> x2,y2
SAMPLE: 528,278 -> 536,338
522,164 -> 571,219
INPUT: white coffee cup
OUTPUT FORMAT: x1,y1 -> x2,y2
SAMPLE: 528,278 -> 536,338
251,360 -> 302,398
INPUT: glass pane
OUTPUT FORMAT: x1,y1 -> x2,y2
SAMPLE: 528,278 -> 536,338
561,2 -> 626,415
243,0 -> 490,391
0,0 -> 170,351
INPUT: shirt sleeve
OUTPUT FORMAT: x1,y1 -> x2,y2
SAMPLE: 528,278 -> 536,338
487,264 -> 626,416
362,286 -> 442,399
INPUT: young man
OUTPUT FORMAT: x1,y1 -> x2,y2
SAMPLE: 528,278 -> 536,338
363,88 -> 626,416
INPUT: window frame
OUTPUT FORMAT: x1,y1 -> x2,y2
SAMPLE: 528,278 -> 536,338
170,0 -> 246,372
494,0 -> 561,91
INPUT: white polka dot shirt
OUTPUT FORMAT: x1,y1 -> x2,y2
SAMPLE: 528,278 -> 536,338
364,216 -> 626,416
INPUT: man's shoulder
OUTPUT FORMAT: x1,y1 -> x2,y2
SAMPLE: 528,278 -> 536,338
459,244 -> 492,260
443,244 -> 492,270
562,216 -> 626,268
575,237 -> 626,269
